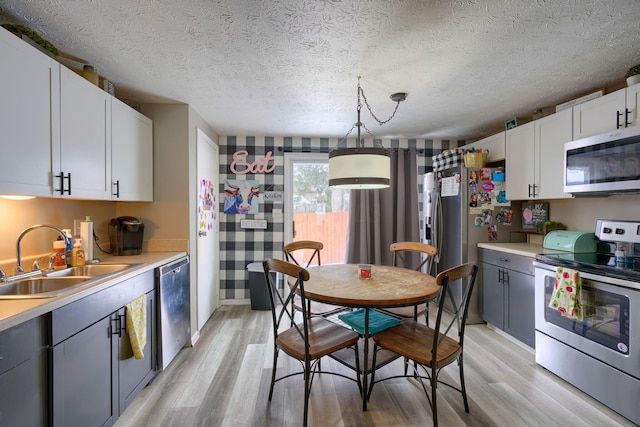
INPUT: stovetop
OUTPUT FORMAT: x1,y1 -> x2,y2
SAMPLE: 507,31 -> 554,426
535,252 -> 640,283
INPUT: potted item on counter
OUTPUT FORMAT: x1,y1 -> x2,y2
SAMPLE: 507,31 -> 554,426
625,64 -> 640,86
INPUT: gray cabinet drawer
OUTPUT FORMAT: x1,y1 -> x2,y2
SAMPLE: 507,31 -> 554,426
0,316 -> 46,375
479,248 -> 534,275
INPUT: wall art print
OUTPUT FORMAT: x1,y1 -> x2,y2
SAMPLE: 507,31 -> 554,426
224,179 -> 260,214
198,178 -> 216,231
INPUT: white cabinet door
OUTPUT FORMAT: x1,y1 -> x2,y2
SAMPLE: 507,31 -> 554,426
59,66 -> 111,199
467,131 -> 506,162
111,98 -> 153,201
0,28 -> 60,197
535,108 -> 573,199
572,88 -> 626,140
625,82 -> 640,129
505,122 -> 535,200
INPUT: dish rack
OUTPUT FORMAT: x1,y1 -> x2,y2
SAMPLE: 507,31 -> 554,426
464,151 -> 488,168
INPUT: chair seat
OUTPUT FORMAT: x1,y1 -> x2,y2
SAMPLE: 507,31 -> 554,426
378,303 -> 428,319
372,320 -> 461,367
292,294 -> 346,316
277,317 -> 360,360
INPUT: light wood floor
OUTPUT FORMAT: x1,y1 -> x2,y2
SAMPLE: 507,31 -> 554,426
115,305 -> 635,427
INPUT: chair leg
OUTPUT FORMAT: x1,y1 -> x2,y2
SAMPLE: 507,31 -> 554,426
269,346 -> 279,401
431,364 -> 438,427
459,354 -> 470,413
303,358 -> 311,427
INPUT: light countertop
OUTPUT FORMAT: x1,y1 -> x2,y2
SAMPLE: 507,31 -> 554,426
0,251 -> 186,332
477,242 -> 563,258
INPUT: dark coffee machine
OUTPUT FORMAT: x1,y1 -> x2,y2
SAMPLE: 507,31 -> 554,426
109,216 -> 144,255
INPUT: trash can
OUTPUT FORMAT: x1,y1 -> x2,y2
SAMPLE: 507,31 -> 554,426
247,262 -> 276,310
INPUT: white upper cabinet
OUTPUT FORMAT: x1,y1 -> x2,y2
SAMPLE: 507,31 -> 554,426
506,122 -> 535,200
0,28 -> 60,197
461,131 -> 506,162
111,97 -> 153,201
535,108 -> 573,199
573,84 -> 640,140
0,27 -> 152,201
505,108 -> 573,200
59,66 -> 112,199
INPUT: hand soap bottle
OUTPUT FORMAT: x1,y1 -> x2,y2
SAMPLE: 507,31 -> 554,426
71,239 -> 86,267
53,237 -> 67,270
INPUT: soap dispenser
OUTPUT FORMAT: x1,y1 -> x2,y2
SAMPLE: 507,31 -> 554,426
71,239 -> 86,267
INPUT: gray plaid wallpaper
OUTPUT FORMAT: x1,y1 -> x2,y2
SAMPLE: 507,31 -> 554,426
219,136 -> 461,301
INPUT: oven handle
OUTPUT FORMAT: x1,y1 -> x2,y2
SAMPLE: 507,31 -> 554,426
533,260 -> 640,291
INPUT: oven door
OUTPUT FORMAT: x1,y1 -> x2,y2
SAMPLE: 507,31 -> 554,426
534,262 -> 640,378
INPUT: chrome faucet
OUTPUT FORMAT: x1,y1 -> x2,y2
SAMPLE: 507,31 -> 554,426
16,224 -> 68,274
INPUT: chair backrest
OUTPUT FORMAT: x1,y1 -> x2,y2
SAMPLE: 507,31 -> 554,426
283,240 -> 323,268
263,258 -> 311,348
390,241 -> 438,273
432,262 -> 479,350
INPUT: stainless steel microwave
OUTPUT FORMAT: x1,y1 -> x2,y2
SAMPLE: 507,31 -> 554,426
564,125 -> 640,195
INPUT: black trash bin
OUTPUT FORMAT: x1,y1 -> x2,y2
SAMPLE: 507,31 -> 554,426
247,262 -> 276,310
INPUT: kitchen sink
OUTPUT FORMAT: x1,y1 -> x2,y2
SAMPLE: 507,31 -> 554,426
0,276 -> 92,299
45,263 -> 141,278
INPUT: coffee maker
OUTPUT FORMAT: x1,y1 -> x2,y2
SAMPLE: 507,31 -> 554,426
109,216 -> 144,255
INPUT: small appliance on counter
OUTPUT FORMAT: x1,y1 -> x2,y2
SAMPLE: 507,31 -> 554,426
542,230 -> 597,253
109,216 -> 144,255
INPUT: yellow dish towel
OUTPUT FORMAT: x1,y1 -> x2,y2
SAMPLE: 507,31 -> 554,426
548,267 -> 583,321
126,294 -> 147,359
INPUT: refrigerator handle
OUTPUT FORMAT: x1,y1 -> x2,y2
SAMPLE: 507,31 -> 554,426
432,190 -> 442,265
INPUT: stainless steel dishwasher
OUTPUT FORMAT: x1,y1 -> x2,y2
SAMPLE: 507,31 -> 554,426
156,256 -> 190,370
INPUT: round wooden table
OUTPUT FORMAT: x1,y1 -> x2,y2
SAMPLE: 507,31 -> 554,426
304,263 -> 440,410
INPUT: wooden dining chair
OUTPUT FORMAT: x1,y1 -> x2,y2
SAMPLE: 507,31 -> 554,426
262,258 -> 361,427
283,240 -> 346,318
378,241 -> 438,323
368,262 -> 479,427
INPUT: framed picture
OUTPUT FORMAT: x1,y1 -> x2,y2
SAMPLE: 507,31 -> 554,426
505,117 -> 518,130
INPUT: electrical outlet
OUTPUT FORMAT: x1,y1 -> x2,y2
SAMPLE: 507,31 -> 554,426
73,219 -> 83,237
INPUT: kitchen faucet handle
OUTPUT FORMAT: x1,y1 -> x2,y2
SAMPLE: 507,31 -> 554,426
32,253 -> 57,272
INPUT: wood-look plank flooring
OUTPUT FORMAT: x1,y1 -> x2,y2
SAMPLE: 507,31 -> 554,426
114,305 -> 635,427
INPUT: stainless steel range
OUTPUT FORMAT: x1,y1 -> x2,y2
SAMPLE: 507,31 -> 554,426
533,219 -> 640,425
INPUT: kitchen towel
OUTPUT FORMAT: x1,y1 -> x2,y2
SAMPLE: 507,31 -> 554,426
126,294 -> 147,359
548,267 -> 583,321
338,308 -> 401,336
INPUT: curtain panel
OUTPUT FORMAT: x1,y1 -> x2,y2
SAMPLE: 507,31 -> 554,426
346,148 -> 420,265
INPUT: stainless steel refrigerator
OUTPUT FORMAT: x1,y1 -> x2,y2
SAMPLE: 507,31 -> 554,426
423,167 -> 522,324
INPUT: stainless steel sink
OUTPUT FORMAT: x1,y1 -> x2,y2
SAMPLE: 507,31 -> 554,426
0,276 -> 92,299
45,263 -> 140,278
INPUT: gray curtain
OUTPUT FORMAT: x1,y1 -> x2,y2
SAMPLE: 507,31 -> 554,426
346,147 -> 420,266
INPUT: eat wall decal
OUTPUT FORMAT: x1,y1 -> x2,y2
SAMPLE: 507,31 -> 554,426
230,150 -> 276,174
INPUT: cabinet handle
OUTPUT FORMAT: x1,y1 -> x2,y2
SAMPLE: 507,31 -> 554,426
617,110 -> 623,128
498,269 -> 503,283
528,184 -> 532,198
625,108 -> 632,127
503,270 -> 509,284
111,316 -> 122,337
113,180 -> 120,198
54,172 -> 71,195
120,314 -> 127,334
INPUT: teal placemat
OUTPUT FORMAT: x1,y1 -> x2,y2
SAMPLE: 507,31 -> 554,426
338,309 -> 401,335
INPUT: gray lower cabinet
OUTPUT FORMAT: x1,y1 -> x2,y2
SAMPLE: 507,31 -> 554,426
51,270 -> 157,426
480,248 -> 535,348
0,316 -> 48,426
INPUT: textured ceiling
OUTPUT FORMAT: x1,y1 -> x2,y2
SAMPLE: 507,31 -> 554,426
1,0 -> 639,140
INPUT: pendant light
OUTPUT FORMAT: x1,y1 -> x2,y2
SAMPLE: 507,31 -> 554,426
328,77 -> 407,189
